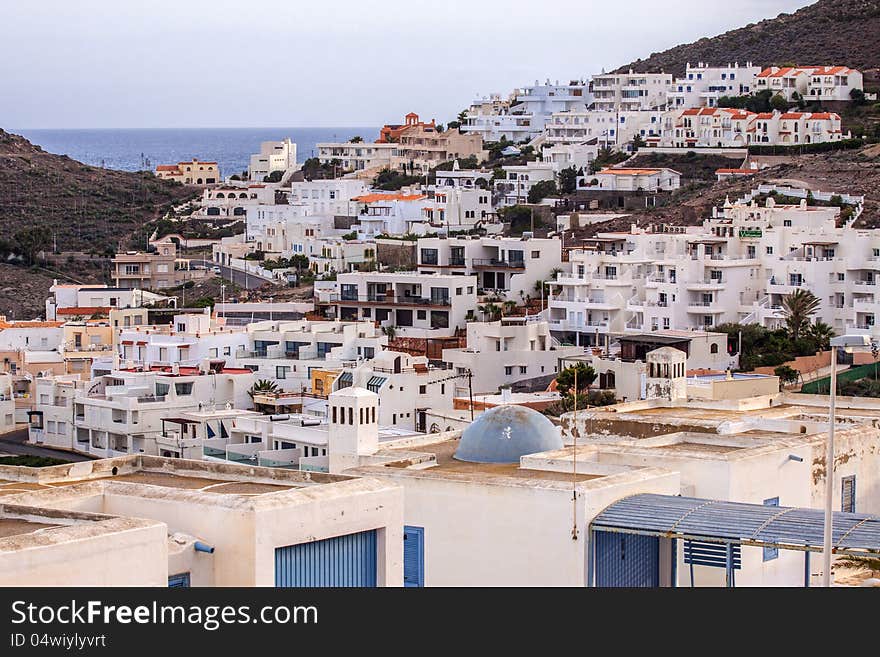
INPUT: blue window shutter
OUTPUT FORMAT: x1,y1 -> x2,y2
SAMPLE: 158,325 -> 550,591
206,424 -> 215,439
403,526 -> 424,587
168,572 -> 191,587
763,497 -> 779,561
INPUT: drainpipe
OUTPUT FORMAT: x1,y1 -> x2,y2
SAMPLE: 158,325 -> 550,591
194,541 -> 215,554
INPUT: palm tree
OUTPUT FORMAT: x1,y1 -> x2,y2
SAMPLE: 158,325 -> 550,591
833,553 -> 880,573
781,289 -> 821,340
248,379 -> 280,399
806,320 -> 835,351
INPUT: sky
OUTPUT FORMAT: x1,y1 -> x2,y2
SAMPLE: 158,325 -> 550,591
1,0 -> 813,129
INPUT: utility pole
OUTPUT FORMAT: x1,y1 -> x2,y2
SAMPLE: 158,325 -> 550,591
467,369 -> 475,421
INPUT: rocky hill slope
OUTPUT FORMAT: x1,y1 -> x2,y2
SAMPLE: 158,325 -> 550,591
0,129 -> 195,259
614,0 -> 880,79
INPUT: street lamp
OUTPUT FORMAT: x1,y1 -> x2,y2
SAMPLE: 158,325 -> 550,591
822,333 -> 871,587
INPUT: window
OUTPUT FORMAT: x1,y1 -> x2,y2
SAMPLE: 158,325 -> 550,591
223,346 -> 231,356
419,385 -> 426,394
276,366 -> 290,379
174,382 -> 193,396
504,366 -> 513,375
842,476 -> 856,513
531,250 -> 540,258
519,366 -> 527,374
417,310 -> 427,320
710,343 -> 719,354
766,246 -> 774,255
763,497 -> 779,560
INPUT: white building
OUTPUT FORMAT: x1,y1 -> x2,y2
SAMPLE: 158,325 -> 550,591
442,319 -> 583,395
288,178 -> 368,216
200,184 -> 276,218
316,272 -> 479,338
461,80 -> 592,142
232,319 -> 387,393
494,162 -> 556,206
580,167 -> 681,192
46,283 -> 165,321
0,372 -> 14,430
248,138 -> 297,182
416,234 -> 562,300
591,71 -> 672,111
667,62 -> 760,108
756,66 -> 864,102
317,142 -> 396,174
545,109 -> 664,151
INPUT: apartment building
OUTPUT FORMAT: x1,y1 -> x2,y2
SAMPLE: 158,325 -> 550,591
581,167 -> 681,192
200,184 -> 276,217
248,138 -> 297,181
419,185 -> 494,230
415,234 -> 562,300
667,62 -> 760,108
806,66 -> 864,101
434,166 -> 492,190
540,141 -> 599,171
231,319 -> 387,393
315,271 -> 478,338
442,318 -> 582,395
154,158 -> 219,185
393,125 -> 485,175
591,71 -> 672,111
116,312 -> 249,368
545,109 -> 664,151
57,365 -> 253,457
756,66 -> 864,102
378,112 -> 436,142
461,81 -> 592,142
316,141 -> 396,173
351,192 -> 427,238
60,321 -> 114,376
663,107 -> 753,148
493,162 -> 556,206
750,111 -> 844,145
112,250 -> 179,290
288,178 -> 368,216
46,283 -> 165,321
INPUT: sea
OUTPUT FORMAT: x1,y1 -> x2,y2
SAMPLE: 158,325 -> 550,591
13,127 -> 379,177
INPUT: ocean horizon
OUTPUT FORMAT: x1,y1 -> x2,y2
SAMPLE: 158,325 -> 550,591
12,127 -> 380,178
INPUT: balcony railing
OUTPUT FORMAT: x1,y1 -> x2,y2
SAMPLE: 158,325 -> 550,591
472,258 -> 525,269
323,293 -> 451,307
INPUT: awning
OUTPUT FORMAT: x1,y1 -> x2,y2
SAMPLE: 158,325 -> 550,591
336,371 -> 353,389
591,494 -> 880,556
366,375 -> 387,390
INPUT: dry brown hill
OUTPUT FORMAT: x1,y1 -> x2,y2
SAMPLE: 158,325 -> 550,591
614,0 -> 880,80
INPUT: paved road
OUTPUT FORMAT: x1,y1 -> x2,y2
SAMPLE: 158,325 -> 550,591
188,259 -> 276,290
0,428 -> 95,462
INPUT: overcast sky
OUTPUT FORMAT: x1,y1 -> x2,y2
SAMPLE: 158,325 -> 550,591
2,0 -> 812,129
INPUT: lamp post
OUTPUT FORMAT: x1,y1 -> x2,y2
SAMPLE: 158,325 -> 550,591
822,334 -> 871,587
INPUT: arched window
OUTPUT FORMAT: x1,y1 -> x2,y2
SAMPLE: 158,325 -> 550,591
710,343 -> 719,354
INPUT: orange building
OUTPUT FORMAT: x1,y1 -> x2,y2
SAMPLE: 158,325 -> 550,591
377,113 -> 435,143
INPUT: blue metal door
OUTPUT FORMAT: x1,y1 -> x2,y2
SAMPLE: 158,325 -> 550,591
595,531 -> 659,587
275,530 -> 377,587
403,526 -> 424,587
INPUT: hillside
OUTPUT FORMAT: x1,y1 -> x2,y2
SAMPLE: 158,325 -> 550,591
0,129 -> 196,259
614,0 -> 880,79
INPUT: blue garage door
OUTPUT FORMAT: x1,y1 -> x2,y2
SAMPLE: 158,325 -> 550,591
403,526 -> 424,587
275,530 -> 377,587
595,531 -> 659,587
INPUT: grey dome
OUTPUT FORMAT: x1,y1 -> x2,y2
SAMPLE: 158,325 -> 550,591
454,405 -> 563,464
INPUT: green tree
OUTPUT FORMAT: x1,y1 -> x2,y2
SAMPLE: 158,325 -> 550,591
248,379 -> 280,401
850,88 -> 866,106
13,226 -> 51,265
527,180 -> 557,204
806,321 -> 835,351
781,289 -> 821,341
770,94 -> 789,112
263,170 -> 284,183
555,363 -> 597,396
558,166 -> 578,195
774,365 -> 800,389
631,134 -> 646,149
349,136 -> 364,143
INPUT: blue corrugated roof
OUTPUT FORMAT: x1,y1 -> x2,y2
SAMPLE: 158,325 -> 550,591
591,494 -> 880,556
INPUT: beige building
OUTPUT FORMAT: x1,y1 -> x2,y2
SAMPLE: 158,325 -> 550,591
0,455 -> 403,587
112,248 -> 179,290
155,158 -> 220,185
394,124 -> 485,174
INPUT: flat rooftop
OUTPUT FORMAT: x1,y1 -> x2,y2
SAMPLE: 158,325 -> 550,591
386,438 -> 602,483
0,519 -> 60,538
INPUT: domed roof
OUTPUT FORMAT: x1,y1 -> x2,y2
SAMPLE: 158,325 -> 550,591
454,404 -> 563,464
